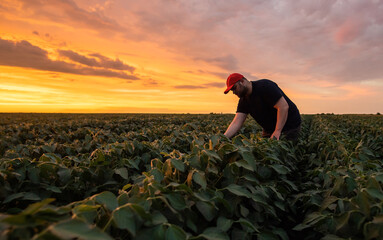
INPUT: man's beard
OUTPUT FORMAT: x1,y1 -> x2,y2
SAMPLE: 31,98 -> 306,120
236,88 -> 247,98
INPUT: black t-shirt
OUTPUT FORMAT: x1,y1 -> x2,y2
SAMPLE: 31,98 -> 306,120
236,79 -> 301,133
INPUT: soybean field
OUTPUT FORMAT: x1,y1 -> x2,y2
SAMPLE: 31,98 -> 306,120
0,113 -> 382,240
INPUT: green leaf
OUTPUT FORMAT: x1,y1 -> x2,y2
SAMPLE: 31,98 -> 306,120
270,164 -> 290,175
320,196 -> 339,211
193,171 -> 207,190
151,168 -> 164,182
321,234 -> 346,240
57,167 -> 71,183
345,176 -> 357,193
198,227 -> 230,240
112,206 -> 136,235
225,184 -> 252,198
335,212 -> 350,231
23,192 -> 42,201
283,179 -> 298,191
267,186 -> 284,201
1,214 -> 34,227
293,213 -> 325,231
73,204 -> 99,224
22,198 -> 54,215
236,218 -> 259,233
115,167 -> 129,180
272,228 -> 288,240
3,192 -> 25,203
165,193 -> 186,211
242,174 -> 260,184
28,167 -> 40,184
127,203 -> 151,221
92,191 -> 118,211
240,205 -> 249,217
45,185 -> 62,193
194,191 -> 212,202
126,157 -> 139,170
210,135 -> 220,149
41,145 -> 53,153
238,149 -> 256,171
171,158 -> 185,172
50,218 -> 113,240
363,222 -> 382,240
375,174 -> 383,183
40,153 -> 61,163
202,149 -> 221,163
165,224 -> 187,240
217,216 -> 233,232
90,149 -> 105,165
136,225 -> 166,240
151,211 -> 168,225
354,191 -> 370,216
233,160 -> 253,171
196,201 -> 216,222
365,188 -> 383,200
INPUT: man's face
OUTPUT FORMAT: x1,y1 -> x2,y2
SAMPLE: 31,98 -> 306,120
231,80 -> 246,98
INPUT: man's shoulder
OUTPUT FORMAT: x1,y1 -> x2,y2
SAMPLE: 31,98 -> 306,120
252,79 -> 278,91
253,79 -> 275,85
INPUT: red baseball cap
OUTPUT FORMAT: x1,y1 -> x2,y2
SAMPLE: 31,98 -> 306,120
224,73 -> 244,94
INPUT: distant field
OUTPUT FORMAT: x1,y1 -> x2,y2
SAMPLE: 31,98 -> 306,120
0,113 -> 382,239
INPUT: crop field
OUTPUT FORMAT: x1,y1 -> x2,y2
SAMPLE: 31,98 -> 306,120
0,113 -> 382,240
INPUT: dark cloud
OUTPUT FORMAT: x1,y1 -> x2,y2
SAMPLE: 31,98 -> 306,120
203,82 -> 225,88
142,79 -> 159,87
58,50 -> 135,72
89,53 -> 135,72
59,50 -> 99,67
0,38 -> 138,80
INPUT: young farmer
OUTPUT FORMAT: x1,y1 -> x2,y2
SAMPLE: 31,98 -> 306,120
223,73 -> 301,140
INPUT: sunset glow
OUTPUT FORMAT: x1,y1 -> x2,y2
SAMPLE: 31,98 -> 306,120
1,0 -> 382,114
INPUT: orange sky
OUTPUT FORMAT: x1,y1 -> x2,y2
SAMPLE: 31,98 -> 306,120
0,0 -> 382,114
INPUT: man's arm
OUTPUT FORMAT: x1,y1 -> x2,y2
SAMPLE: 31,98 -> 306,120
224,112 -> 247,138
271,96 -> 289,140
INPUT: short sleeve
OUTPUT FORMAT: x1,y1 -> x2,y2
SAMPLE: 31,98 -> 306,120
261,80 -> 283,107
236,98 -> 250,114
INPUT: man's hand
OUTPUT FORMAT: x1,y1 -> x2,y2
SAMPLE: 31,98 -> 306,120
270,130 -> 281,140
272,97 -> 289,140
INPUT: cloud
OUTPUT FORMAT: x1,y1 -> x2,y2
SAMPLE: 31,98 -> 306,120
11,0 -> 123,35
203,82 -> 225,88
3,0 -> 383,84
59,50 -> 135,72
195,55 -> 239,71
115,0 -> 383,83
174,82 -> 224,89
0,38 -> 138,80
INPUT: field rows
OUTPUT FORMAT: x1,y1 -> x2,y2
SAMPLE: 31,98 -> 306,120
0,113 -> 382,239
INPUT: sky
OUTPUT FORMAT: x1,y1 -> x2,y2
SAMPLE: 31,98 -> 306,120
0,0 -> 382,114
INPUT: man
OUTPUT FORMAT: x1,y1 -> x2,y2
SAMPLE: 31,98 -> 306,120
223,73 -> 301,140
